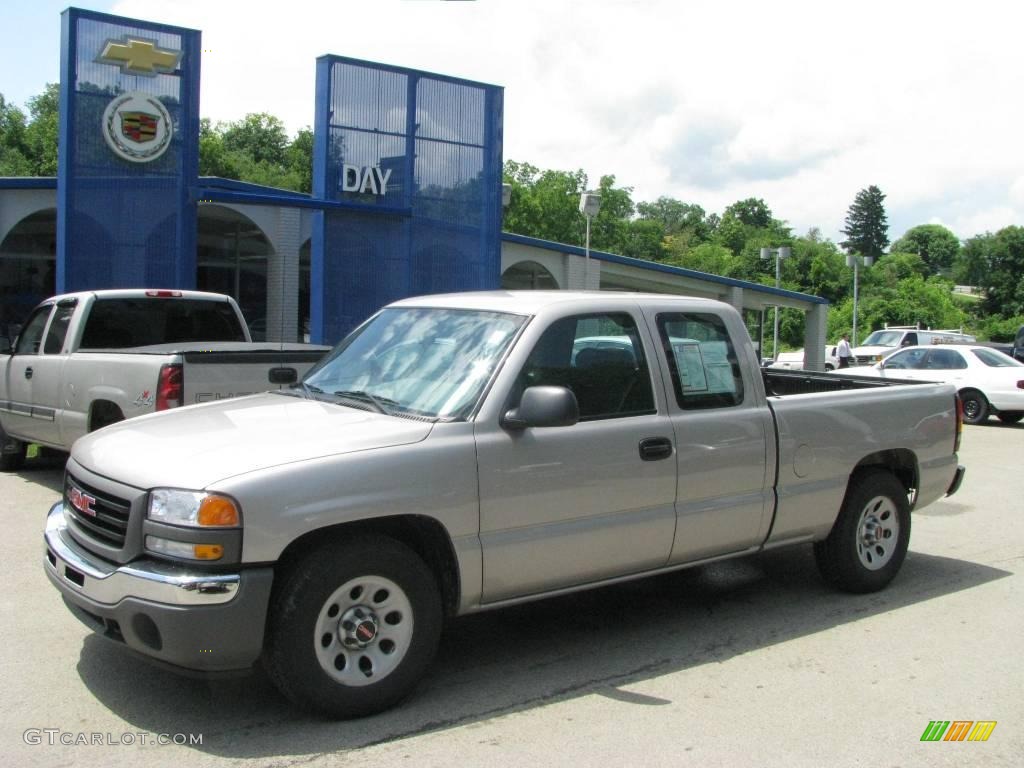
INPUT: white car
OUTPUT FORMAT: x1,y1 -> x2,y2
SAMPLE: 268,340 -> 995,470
769,345 -> 840,371
852,344 -> 1024,425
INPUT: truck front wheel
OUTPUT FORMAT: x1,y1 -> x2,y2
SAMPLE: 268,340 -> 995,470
264,535 -> 442,718
814,469 -> 910,593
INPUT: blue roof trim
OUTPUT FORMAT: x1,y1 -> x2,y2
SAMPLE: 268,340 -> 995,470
501,232 -> 828,305
0,177 -> 56,189
195,186 -> 412,216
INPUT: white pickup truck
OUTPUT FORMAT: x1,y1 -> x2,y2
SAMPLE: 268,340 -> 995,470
1,289 -> 328,468
42,291 -> 965,718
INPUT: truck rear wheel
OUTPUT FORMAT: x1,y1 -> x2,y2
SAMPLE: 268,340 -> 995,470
264,535 -> 442,718
814,469 -> 910,593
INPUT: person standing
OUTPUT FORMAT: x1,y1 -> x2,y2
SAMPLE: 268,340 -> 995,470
837,333 -> 852,368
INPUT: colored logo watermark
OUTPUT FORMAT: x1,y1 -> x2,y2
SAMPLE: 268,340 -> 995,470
920,721 -> 997,742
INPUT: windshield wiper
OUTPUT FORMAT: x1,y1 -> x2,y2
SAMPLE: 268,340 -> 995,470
283,382 -> 324,400
333,389 -> 396,415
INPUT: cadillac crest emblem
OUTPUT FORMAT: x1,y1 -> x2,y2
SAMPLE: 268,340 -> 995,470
102,92 -> 173,163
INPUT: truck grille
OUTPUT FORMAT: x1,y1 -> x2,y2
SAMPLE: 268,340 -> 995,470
64,474 -> 132,549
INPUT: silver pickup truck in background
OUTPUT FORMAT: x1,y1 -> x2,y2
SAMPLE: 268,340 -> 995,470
0,289 -> 329,468
42,291 -> 965,717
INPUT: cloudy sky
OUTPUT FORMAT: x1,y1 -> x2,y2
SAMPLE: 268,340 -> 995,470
4,0 -> 1024,243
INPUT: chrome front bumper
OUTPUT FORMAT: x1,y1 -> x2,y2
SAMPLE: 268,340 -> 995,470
44,502 -> 239,606
44,502 -> 272,673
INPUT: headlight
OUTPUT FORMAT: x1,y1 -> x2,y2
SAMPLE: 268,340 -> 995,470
148,489 -> 240,527
145,489 -> 241,563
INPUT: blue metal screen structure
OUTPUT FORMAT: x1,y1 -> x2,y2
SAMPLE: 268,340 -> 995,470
57,8 -> 200,293
312,56 -> 503,343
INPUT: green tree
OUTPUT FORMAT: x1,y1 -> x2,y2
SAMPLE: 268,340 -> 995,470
841,185 -> 889,259
221,113 -> 289,166
890,223 -> 960,274
636,197 -> 712,242
285,127 -> 314,194
724,197 -> 772,228
980,226 -> 1024,317
198,117 -> 240,178
502,161 -> 587,245
954,233 -> 992,287
0,93 -> 32,175
665,242 -> 734,275
22,84 -> 59,175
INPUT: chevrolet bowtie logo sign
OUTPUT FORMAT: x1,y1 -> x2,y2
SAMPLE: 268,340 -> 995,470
97,37 -> 182,76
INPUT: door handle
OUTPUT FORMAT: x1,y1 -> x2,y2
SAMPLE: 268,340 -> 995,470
24,367 -> 33,380
639,436 -> 673,461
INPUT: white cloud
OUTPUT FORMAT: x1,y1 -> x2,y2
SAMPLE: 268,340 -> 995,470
103,0 -> 1024,242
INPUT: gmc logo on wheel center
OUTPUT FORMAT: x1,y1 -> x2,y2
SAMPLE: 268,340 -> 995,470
68,487 -> 97,517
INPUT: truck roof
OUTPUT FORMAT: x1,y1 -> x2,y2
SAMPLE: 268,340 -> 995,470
389,290 -> 726,314
40,289 -> 237,304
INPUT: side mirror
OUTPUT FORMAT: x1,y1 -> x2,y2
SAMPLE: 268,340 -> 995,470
502,386 -> 579,430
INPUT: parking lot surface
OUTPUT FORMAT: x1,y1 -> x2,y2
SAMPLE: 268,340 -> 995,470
1,423 -> 1020,767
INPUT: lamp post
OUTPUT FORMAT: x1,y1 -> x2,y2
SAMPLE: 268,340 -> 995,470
845,253 -> 874,346
579,192 -> 601,288
760,246 -> 791,360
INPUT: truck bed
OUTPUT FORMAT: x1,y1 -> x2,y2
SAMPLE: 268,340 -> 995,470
763,368 -> 916,396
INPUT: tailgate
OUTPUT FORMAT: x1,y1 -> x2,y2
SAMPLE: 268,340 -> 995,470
181,348 -> 328,405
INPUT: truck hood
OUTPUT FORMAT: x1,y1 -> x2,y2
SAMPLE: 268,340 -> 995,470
71,393 -> 434,489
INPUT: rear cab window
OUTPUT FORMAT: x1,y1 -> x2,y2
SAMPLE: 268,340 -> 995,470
79,298 -> 246,348
656,312 -> 744,409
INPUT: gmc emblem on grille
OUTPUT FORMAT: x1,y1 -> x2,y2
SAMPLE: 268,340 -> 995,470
68,487 -> 97,517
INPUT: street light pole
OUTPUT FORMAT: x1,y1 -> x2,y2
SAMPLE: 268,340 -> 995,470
760,246 -> 791,360
579,192 -> 601,289
846,253 -> 874,346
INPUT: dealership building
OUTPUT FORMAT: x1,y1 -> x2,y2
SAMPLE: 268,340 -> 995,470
0,7 -> 829,364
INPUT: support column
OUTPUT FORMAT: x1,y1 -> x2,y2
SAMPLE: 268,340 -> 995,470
725,286 -> 744,314
265,207 -> 301,342
565,252 -> 601,290
803,303 -> 828,371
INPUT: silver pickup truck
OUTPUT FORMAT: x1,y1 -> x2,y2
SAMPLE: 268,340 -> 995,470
0,289 -> 328,468
42,291 -> 965,718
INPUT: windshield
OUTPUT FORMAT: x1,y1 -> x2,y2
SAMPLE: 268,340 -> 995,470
300,307 -> 527,420
861,331 -> 903,347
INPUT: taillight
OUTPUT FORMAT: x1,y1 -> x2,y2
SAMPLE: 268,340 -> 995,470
953,394 -> 963,453
1017,380 -> 1024,390
156,364 -> 183,411
145,290 -> 183,298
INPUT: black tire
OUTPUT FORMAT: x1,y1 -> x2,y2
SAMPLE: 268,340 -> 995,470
997,412 -> 1024,425
0,447 -> 26,472
264,534 -> 442,718
814,469 -> 911,593
825,363 -> 835,372
0,430 -> 26,472
959,389 -> 989,425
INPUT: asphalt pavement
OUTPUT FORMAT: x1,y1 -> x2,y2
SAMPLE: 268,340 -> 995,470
1,422 -> 1020,767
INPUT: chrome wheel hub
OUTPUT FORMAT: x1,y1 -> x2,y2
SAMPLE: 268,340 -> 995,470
856,495 -> 899,571
340,606 -> 379,649
314,575 -> 414,686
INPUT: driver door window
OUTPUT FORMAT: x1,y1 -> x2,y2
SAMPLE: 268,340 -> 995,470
512,313 -> 655,420
14,306 -> 52,355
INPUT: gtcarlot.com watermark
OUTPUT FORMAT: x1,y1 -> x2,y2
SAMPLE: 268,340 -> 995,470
24,729 -> 203,746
